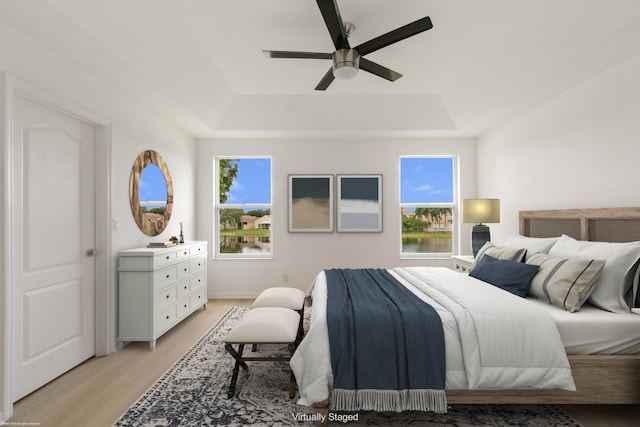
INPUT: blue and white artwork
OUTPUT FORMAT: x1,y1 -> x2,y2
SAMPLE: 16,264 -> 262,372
337,175 -> 382,232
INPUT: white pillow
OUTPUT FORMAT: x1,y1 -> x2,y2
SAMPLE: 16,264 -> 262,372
501,235 -> 560,261
548,234 -> 640,313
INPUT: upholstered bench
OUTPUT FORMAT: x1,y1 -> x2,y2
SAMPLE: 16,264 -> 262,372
251,287 -> 306,344
224,307 -> 300,399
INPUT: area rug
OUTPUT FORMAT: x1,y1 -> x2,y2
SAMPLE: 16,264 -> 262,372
115,306 -> 582,426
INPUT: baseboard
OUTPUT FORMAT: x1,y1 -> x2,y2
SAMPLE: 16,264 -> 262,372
207,293 -> 259,299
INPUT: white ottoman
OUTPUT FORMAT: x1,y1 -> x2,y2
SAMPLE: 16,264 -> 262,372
224,307 -> 300,398
251,287 -> 305,344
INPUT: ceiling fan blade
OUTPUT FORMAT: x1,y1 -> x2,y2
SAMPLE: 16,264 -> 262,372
355,16 -> 433,56
315,67 -> 335,90
359,58 -> 402,82
263,50 -> 332,60
316,0 -> 350,50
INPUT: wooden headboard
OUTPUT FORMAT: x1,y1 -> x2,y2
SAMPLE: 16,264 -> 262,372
519,207 -> 640,243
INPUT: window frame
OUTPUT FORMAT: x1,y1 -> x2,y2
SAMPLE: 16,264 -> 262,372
399,155 -> 459,259
214,156 -> 273,260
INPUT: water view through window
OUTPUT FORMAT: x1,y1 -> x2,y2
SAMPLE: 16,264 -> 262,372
217,157 -> 272,256
400,157 -> 456,255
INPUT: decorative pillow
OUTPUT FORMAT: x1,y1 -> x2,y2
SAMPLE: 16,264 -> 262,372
527,253 -> 606,312
470,254 -> 539,297
470,241 -> 527,270
549,234 -> 640,313
501,235 -> 560,261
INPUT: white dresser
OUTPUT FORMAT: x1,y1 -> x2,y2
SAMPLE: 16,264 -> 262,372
118,241 -> 208,350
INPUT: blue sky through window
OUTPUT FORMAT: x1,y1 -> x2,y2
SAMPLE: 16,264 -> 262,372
400,157 -> 454,204
225,158 -> 271,204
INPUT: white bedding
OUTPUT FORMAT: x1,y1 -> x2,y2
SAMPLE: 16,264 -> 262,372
527,298 -> 640,354
290,267 -> 576,407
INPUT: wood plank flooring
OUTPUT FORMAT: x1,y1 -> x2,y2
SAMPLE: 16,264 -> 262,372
7,299 -> 640,426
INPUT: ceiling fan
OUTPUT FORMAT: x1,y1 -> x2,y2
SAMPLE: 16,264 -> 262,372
263,0 -> 433,90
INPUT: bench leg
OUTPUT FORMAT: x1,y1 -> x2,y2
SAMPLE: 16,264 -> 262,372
225,343 -> 247,398
225,341 -> 299,399
295,307 -> 305,345
288,343 -> 297,399
289,371 -> 297,399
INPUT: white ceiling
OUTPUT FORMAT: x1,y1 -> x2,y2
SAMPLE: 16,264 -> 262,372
2,0 -> 640,137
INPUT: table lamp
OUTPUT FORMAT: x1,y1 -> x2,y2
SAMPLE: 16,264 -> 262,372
463,199 -> 500,256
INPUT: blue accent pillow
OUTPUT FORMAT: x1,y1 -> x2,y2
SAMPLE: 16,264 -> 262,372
469,254 -> 539,297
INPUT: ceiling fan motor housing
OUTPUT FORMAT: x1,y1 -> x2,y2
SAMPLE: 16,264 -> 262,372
332,48 -> 360,80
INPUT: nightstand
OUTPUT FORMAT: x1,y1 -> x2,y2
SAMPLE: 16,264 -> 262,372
452,255 -> 475,273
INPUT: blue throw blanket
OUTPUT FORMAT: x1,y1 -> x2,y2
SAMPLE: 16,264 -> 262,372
325,268 -> 447,413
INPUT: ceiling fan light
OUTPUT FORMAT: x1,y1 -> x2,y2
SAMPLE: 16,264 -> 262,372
332,48 -> 360,80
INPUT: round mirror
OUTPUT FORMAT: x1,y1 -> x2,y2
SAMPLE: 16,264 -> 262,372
129,150 -> 173,236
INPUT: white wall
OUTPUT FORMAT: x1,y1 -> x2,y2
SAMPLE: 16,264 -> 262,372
477,53 -> 640,243
0,18 -> 197,246
196,136 -> 477,298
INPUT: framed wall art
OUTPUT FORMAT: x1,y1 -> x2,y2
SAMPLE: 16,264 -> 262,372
337,174 -> 383,232
288,174 -> 334,232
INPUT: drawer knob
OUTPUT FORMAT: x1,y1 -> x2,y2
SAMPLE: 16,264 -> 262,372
166,274 -> 170,278
166,315 -> 170,320
184,268 -> 188,272
166,255 -> 170,260
166,295 -> 170,299
184,304 -> 188,308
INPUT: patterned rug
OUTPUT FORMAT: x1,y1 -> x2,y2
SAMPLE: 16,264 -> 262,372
115,306 -> 582,426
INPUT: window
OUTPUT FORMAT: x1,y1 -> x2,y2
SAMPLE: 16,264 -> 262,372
400,156 -> 457,257
215,157 -> 272,258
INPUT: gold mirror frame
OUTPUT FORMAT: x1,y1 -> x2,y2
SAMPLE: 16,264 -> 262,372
129,150 -> 173,236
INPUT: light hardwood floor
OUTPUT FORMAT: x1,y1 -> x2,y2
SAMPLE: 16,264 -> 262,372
7,299 -> 640,426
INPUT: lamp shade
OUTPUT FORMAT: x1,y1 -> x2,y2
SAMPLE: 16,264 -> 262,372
462,199 -> 500,224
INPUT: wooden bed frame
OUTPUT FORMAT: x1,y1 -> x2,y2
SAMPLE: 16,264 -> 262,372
448,207 -> 640,404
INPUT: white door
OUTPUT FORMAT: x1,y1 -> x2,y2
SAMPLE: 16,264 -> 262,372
11,94 -> 96,401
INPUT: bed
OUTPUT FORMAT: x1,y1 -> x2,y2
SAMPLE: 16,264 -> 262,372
291,207 -> 640,419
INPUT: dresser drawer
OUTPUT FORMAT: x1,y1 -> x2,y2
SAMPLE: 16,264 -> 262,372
190,273 -> 206,290
176,280 -> 190,299
156,285 -> 177,311
156,305 -> 177,333
155,266 -> 177,289
176,260 -> 190,280
177,297 -> 191,318
191,244 -> 206,256
176,247 -> 191,259
190,288 -> 206,308
190,255 -> 206,273
155,251 -> 177,266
